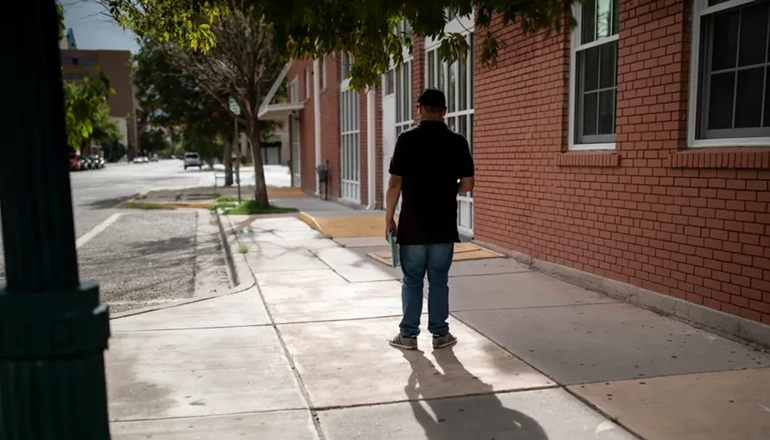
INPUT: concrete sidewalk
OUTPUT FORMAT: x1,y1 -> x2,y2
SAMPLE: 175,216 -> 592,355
106,207 -> 770,439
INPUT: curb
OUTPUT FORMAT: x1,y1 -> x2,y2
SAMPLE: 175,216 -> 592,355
298,212 -> 323,233
215,209 -> 240,287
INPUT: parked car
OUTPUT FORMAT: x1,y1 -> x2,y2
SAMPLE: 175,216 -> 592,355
184,152 -> 202,170
77,155 -> 88,170
88,155 -> 105,169
149,155 -> 159,162
68,152 -> 81,171
132,156 -> 145,164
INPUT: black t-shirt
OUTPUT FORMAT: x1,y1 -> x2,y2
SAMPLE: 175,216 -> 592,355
389,120 -> 474,245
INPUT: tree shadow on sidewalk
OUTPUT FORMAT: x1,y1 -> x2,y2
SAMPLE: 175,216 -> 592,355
402,348 -> 548,440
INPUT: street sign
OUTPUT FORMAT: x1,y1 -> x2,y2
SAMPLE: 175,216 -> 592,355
228,96 -> 241,116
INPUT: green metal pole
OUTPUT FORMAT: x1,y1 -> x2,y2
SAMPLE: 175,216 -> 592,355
235,118 -> 241,204
0,1 -> 112,439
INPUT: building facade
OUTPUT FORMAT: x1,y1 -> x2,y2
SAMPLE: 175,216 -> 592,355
267,0 -> 770,331
61,49 -> 139,153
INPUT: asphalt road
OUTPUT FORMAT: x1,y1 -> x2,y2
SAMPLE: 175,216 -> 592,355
0,159 -> 231,313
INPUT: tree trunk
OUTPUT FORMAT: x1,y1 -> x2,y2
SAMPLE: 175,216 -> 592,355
248,121 -> 269,206
223,137 -> 233,186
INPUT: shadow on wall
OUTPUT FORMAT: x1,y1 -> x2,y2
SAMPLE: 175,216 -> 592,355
402,349 -> 549,440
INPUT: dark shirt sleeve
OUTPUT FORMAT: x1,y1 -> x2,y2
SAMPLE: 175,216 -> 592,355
388,134 -> 405,177
457,136 -> 474,178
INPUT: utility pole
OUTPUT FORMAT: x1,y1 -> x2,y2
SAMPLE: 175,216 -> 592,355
0,1 -> 112,439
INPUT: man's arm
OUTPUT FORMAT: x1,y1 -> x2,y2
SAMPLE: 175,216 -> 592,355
458,176 -> 474,193
386,175 -> 402,222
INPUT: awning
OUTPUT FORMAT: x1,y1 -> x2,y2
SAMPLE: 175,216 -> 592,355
258,102 -> 305,120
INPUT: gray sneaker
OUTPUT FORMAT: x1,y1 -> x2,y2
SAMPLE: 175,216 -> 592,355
432,332 -> 457,349
388,333 -> 418,350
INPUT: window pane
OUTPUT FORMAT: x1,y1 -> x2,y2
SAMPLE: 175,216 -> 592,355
582,46 -> 600,92
428,51 -> 435,88
402,66 -> 409,120
597,0 -> 612,39
600,41 -> 617,88
612,0 -> 620,35
396,69 -> 402,122
598,89 -> 616,134
739,3 -> 769,67
469,33 -> 474,109
447,116 -> 456,131
712,10 -> 740,71
449,61 -> 456,113
438,60 -> 445,92
469,114 -> 473,154
735,67 -> 764,128
581,0 -> 597,44
583,92 -> 599,136
459,114 -> 467,139
459,49 -> 468,111
708,72 -> 736,129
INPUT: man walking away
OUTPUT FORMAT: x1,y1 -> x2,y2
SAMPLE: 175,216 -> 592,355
385,88 -> 475,350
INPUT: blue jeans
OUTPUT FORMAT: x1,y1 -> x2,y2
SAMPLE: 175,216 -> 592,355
399,243 -> 454,336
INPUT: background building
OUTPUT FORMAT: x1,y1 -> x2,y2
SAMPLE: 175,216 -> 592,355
61,48 -> 139,155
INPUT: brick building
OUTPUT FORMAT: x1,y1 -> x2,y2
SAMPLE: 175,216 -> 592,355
264,0 -> 770,340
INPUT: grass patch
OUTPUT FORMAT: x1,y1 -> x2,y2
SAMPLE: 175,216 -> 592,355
237,245 -> 249,254
208,196 -> 240,211
222,200 -> 298,216
120,202 -> 176,210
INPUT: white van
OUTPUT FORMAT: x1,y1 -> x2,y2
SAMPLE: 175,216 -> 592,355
184,152 -> 202,170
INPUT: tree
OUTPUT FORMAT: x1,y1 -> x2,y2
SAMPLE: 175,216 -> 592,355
102,141 -> 127,162
139,127 -> 172,153
62,71 -> 115,152
107,0 -> 576,90
91,102 -> 123,146
133,40 -> 238,184
156,11 -> 284,206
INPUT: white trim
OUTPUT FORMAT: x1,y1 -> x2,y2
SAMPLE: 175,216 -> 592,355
305,67 -> 311,100
691,137 -> 770,148
322,57 -> 328,90
258,62 -> 293,113
570,142 -> 616,151
575,34 -> 619,51
313,58 -> 322,195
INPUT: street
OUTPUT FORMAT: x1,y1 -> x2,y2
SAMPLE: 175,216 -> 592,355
0,159 -> 231,313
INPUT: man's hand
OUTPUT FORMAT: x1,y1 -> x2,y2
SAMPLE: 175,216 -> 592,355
385,218 -> 397,243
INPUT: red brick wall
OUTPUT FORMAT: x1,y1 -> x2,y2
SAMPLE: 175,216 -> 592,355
412,37 -> 425,125
473,1 -> 770,325
375,85 -> 384,208
360,90 -> 370,206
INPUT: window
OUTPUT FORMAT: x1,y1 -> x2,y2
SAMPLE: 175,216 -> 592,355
691,0 -> 770,146
570,0 -> 619,150
341,53 -> 354,80
384,69 -> 395,96
321,57 -> 327,90
340,86 -> 360,201
395,61 -> 413,136
288,79 -> 299,103
305,67 -> 311,99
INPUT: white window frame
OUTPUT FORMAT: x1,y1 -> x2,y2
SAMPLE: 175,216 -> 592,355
568,1 -> 619,151
288,78 -> 299,103
305,67 -> 311,100
688,0 -> 770,148
341,53 -> 354,81
425,15 -> 475,236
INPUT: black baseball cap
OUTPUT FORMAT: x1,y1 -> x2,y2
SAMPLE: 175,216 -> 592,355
417,88 -> 447,108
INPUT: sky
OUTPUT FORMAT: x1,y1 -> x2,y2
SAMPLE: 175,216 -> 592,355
62,0 -> 140,53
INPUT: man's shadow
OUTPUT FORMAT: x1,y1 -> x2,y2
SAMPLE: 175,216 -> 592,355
402,348 -> 548,440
